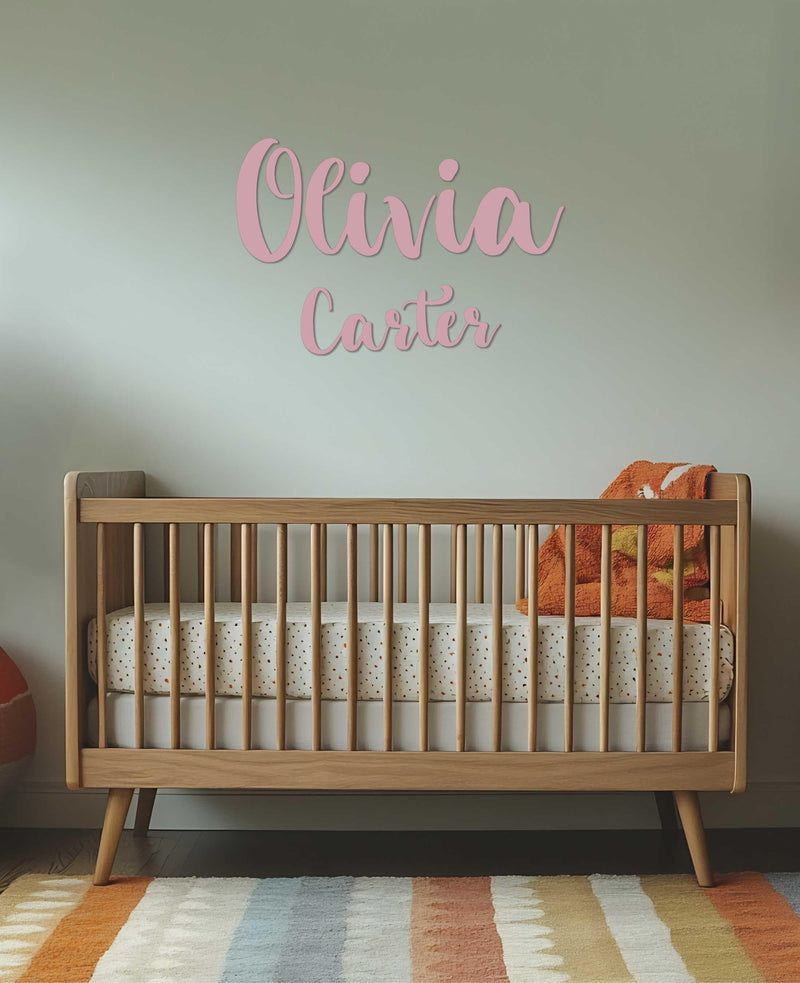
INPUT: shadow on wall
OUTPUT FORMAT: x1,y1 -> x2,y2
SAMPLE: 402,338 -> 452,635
745,517 -> 800,780
0,338 -> 288,587
0,340 -> 267,777
0,344 -> 153,588
0,345 -> 154,761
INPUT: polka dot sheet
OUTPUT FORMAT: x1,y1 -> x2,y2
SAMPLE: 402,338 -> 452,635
88,602 -> 733,704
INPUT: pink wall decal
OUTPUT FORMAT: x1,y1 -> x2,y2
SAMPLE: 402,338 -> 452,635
236,138 -> 564,353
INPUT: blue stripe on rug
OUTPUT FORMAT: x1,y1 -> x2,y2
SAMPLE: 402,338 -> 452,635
766,872 -> 800,916
221,877 -> 302,982
273,876 -> 354,983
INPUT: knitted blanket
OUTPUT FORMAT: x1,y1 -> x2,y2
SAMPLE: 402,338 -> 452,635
517,461 -> 715,623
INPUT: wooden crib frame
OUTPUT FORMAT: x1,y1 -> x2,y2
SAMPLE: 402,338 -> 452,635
64,470 -> 750,887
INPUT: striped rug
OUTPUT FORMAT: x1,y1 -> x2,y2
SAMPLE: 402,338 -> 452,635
1,872 -> 799,982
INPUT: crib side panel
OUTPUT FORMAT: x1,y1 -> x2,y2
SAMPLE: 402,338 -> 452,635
707,472 -> 750,791
65,471 -> 145,789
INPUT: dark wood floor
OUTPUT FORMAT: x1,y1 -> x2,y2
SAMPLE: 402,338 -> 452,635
2,827 -> 799,892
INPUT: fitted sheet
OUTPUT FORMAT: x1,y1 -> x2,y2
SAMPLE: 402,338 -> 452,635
88,602 -> 734,704
88,695 -> 731,753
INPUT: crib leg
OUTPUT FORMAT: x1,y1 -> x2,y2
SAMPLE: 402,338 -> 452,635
654,791 -> 678,831
94,788 -> 134,886
674,790 -> 714,887
134,788 -> 158,837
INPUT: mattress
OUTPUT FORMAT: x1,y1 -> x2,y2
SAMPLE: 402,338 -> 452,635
89,602 -> 734,704
88,695 -> 731,753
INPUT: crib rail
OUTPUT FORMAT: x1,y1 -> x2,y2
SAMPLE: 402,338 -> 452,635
79,497 -> 735,525
66,472 -> 750,795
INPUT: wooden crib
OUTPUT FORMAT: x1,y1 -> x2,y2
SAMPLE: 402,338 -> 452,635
64,470 -> 750,887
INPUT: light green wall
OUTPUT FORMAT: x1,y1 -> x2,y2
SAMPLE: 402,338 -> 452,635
1,0 -> 798,827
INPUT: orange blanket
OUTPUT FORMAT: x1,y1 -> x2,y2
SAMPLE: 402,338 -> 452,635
516,461 -> 715,623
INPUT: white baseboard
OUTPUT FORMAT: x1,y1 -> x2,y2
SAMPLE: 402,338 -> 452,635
3,780 -> 800,830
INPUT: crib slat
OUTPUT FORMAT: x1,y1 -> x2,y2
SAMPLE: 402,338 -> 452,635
241,523 -> 253,751
527,524 -> 539,751
515,524 -> 525,603
709,525 -> 721,751
369,524 -> 379,602
197,524 -> 204,603
636,525 -> 648,752
492,523 -> 503,752
276,523 -> 288,750
475,524 -> 484,603
396,524 -> 406,603
133,522 -> 145,749
169,523 -> 180,750
204,523 -> 216,750
384,523 -> 394,751
250,524 -> 258,602
564,524 -> 575,752
162,524 -> 170,605
450,524 -> 457,603
600,524 -> 612,752
419,524 -> 430,751
311,523 -> 322,751
230,523 -> 242,602
672,524 -> 684,752
456,523 -> 467,752
347,523 -> 358,751
320,524 -> 328,603
96,523 -> 107,749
